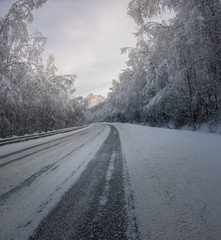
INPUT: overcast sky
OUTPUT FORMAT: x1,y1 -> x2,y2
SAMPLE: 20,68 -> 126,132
0,0 -> 137,97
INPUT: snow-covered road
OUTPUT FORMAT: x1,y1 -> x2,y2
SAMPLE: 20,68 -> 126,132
30,125 -> 133,239
0,123 -> 221,239
0,124 -> 110,239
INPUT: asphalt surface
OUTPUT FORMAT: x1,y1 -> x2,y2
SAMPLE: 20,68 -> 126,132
30,125 -> 135,240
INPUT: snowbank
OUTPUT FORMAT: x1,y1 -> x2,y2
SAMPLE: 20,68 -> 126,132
114,123 -> 221,240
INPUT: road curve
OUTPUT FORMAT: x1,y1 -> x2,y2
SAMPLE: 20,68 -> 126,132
31,125 -> 131,239
0,124 -> 139,240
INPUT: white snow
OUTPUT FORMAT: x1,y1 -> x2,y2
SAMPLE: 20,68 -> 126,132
0,125 -> 91,156
114,123 -> 221,240
99,151 -> 116,206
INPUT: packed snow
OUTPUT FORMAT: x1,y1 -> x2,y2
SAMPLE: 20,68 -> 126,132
0,124 -> 110,240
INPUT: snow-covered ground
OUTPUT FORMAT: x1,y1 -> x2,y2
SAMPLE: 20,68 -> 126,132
114,123 -> 221,239
1,123 -> 221,239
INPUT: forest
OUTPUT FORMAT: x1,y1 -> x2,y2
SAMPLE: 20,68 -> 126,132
1,0 -> 221,138
90,0 -> 221,132
0,0 -> 87,138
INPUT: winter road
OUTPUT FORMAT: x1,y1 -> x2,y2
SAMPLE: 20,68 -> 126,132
0,124 -> 138,240
30,125 -> 129,239
1,123 -> 221,240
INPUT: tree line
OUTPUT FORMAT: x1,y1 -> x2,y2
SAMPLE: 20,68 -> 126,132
1,0 -> 221,137
90,0 -> 221,132
0,0 -> 87,138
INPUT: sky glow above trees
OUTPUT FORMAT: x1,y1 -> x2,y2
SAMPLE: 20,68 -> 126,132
0,0 -> 136,96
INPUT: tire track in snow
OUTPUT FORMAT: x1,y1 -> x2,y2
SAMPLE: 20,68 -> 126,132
0,126 -> 94,168
0,142 -> 61,169
0,163 -> 55,204
30,125 -> 139,240
0,126 -> 105,204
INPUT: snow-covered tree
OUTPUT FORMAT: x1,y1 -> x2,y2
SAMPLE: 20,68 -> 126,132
93,0 -> 221,131
0,0 -> 84,137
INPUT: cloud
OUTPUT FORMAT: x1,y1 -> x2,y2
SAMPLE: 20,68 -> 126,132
2,0 -> 137,97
